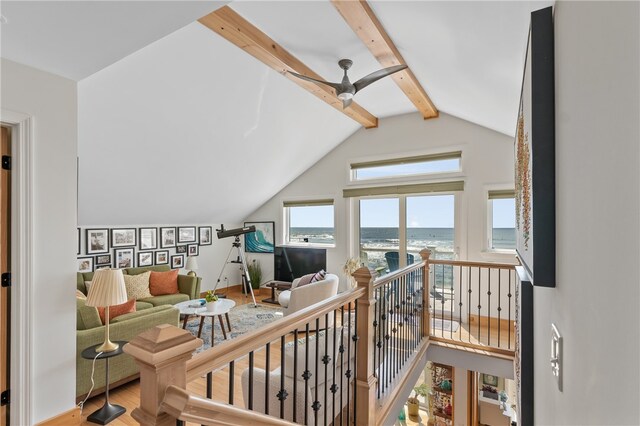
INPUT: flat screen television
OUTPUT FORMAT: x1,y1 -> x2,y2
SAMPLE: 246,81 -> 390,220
274,246 -> 327,282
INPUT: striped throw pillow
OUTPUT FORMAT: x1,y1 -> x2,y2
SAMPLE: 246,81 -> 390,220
310,269 -> 326,283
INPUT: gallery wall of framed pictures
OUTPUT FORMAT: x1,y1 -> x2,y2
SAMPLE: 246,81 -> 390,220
76,225 -> 213,272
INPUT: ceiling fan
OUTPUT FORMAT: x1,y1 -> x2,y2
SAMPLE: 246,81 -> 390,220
288,59 -> 407,108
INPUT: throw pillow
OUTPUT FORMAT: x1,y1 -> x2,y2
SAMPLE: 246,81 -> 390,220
310,269 -> 326,283
97,299 -> 136,324
296,273 -> 315,288
84,280 -> 92,294
149,269 -> 179,296
76,289 -> 87,299
123,271 -> 152,300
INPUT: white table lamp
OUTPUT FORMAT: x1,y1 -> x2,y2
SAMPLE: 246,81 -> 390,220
186,256 -> 199,277
86,268 -> 127,352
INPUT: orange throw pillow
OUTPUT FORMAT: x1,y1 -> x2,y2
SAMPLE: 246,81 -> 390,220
149,269 -> 179,296
97,299 -> 136,324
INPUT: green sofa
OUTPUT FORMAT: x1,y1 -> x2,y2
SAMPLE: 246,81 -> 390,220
76,265 -> 202,399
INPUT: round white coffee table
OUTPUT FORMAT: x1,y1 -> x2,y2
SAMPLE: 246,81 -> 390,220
196,299 -> 236,344
173,299 -> 206,329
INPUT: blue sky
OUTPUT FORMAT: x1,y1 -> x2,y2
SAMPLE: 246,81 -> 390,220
290,194 -> 516,228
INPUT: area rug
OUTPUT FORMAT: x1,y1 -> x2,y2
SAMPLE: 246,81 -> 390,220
186,303 -> 283,353
431,318 -> 460,332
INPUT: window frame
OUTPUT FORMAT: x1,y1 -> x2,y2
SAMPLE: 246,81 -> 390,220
282,199 -> 336,248
485,189 -> 516,254
348,150 -> 464,184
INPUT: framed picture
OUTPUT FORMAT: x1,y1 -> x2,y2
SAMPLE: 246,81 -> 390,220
160,227 -> 176,248
176,245 -> 187,254
114,248 -> 135,269
95,254 -> 112,266
95,264 -> 111,270
77,228 -> 81,255
188,244 -> 199,256
482,374 -> 499,387
77,257 -> 93,273
138,251 -> 153,267
199,226 -> 212,245
155,250 -> 169,265
139,227 -> 158,250
171,254 -> 184,269
178,226 -> 197,243
514,6 -> 555,288
86,228 -> 109,254
111,228 -> 136,248
244,221 -> 275,253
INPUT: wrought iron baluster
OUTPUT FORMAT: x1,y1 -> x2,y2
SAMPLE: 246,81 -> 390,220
314,318 -> 320,426
265,342 -> 270,415
477,267 -> 481,341
498,269 -> 502,348
346,303 -> 352,425
305,323 -> 310,426
488,267 -> 492,346
206,371 -> 212,399
323,313 -> 329,426
353,301 -> 359,425
508,270 -> 512,349
441,264 -> 445,338
293,331 -> 298,423
468,266 -> 472,343
339,306 -> 344,425
228,361 -> 234,405
248,351 -> 254,410
332,309 -> 337,424
458,265 -> 463,342
279,335 -> 287,419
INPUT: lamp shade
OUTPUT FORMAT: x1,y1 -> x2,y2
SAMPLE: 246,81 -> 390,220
185,256 -> 199,271
86,268 -> 127,307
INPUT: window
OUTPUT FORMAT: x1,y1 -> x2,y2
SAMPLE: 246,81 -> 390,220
284,200 -> 334,245
488,190 -> 516,250
360,198 -> 399,271
351,151 -> 461,181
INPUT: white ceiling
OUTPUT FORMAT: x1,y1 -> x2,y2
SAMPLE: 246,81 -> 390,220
0,1 -> 227,80
1,1 -> 553,225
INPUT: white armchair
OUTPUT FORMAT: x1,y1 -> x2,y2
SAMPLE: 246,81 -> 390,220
278,273 -> 339,317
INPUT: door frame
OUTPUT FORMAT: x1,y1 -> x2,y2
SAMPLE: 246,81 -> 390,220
0,110 -> 34,426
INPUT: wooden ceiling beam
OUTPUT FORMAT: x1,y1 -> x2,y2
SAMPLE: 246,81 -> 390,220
199,6 -> 378,129
332,0 -> 438,119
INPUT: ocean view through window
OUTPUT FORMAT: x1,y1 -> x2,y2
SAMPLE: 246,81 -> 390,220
285,200 -> 335,245
489,192 -> 516,250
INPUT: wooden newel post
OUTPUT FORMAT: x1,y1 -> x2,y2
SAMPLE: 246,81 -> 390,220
123,324 -> 203,426
419,249 -> 432,338
352,266 -> 377,426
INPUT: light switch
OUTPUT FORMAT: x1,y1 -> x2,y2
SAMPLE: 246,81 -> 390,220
550,323 -> 562,391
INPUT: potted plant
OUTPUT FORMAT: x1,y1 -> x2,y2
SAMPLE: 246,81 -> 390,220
342,257 -> 361,288
205,290 -> 218,311
247,258 -> 262,295
407,383 -> 428,417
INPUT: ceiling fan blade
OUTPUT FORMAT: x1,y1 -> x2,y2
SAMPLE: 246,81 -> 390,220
353,64 -> 408,93
288,71 -> 342,91
342,97 -> 353,109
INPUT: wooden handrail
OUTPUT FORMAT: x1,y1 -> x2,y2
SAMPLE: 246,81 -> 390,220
373,261 -> 425,290
428,258 -> 518,269
161,385 -> 295,426
186,287 -> 366,382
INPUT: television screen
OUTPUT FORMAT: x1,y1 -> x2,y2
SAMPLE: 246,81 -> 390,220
274,246 -> 327,282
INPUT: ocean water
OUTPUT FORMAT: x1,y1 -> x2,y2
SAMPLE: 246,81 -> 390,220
290,226 -> 515,265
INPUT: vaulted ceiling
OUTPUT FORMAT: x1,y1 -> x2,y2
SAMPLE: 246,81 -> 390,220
0,1 -> 552,225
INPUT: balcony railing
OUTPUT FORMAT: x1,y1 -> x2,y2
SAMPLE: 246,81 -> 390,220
123,249 -> 513,426
427,257 -> 517,354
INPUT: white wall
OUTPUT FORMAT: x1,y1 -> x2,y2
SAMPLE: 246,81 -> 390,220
533,2 -> 640,424
245,112 -> 515,291
1,59 -> 78,423
78,224 -> 241,292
